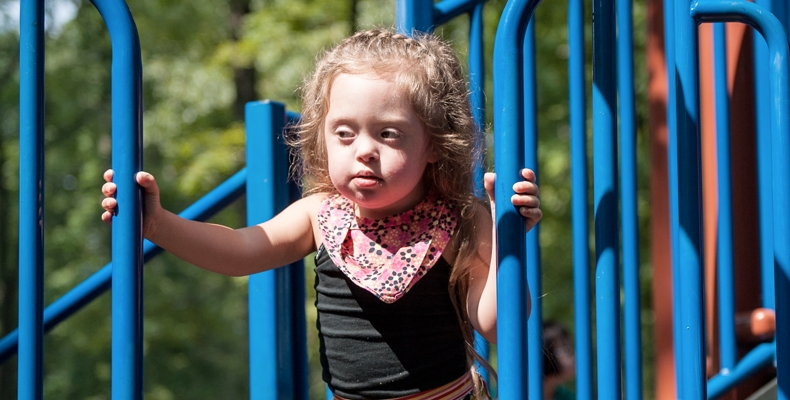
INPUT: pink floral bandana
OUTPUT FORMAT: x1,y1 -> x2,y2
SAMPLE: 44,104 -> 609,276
317,192 -> 458,303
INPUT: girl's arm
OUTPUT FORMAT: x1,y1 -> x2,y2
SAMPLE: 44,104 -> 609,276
467,169 -> 542,343
101,170 -> 320,276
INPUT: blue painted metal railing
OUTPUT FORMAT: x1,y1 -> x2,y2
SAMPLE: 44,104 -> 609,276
568,0 -> 594,399
672,0 -> 707,397
689,2 -> 789,399
523,16 -> 543,400
492,1 -> 541,398
593,0 -> 623,398
18,0 -> 45,398
568,0 -> 592,398
17,0 -> 146,399
92,1 -> 146,399
246,101 -> 307,400
754,0 -> 776,312
618,0 -> 642,397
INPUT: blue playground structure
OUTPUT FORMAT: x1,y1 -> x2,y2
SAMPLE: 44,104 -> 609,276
3,0 -> 790,398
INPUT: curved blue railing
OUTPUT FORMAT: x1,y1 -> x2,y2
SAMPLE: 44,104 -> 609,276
492,0 -> 542,398
690,1 -> 789,398
88,0 -> 145,398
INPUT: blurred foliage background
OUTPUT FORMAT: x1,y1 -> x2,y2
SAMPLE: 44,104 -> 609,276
0,0 -> 652,398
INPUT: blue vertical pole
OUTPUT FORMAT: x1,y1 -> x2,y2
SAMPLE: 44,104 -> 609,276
469,2 -> 486,198
568,0 -> 592,397
493,1 -> 542,398
523,16 -> 543,400
18,0 -> 45,398
468,2 -> 490,384
396,0 -> 434,34
89,0 -> 146,398
617,0 -> 642,398
662,0 -> 686,387
288,178 -> 308,400
593,0 -> 621,398
713,23 -> 737,372
672,0 -> 705,397
754,0 -> 775,311
246,101 -> 295,400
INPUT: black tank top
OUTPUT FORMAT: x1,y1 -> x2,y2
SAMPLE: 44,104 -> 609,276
314,245 -> 468,399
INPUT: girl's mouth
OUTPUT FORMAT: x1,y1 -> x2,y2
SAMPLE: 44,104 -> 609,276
353,174 -> 381,187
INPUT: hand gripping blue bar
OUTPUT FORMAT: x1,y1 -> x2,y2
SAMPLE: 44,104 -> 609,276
691,1 -> 790,399
89,1 -> 144,398
492,0 -> 541,398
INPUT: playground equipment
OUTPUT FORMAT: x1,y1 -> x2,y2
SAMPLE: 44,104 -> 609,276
4,0 -> 789,398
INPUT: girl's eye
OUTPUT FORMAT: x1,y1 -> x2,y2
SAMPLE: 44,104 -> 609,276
336,130 -> 354,139
380,130 -> 401,139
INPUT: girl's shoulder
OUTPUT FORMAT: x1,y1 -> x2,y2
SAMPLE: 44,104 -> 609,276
290,192 -> 332,218
286,192 -> 333,247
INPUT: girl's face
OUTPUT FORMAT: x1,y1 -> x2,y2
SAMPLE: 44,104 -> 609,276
324,72 -> 435,219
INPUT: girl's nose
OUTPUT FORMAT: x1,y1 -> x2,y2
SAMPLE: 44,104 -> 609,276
355,135 -> 379,162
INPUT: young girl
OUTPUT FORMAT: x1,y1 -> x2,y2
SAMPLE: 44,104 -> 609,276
101,29 -> 541,400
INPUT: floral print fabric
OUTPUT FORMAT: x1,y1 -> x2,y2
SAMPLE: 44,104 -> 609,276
317,192 -> 458,303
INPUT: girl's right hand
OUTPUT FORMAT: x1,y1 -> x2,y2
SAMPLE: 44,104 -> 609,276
101,169 -> 162,238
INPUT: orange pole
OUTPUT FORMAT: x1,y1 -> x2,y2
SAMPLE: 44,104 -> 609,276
646,0 -> 675,398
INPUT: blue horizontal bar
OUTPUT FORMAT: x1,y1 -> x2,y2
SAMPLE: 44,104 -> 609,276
0,168 -> 248,364
433,0 -> 487,25
707,342 -> 776,398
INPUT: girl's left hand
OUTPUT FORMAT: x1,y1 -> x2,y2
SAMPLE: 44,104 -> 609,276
484,168 -> 542,232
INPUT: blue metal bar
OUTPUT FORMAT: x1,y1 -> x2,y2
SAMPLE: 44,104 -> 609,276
18,0 -> 45,397
617,0 -> 642,398
568,0 -> 592,397
691,4 -> 790,398
713,22 -> 737,372
0,170 -> 247,364
288,180 -> 308,400
707,342 -> 776,398
246,101 -> 298,400
434,0 -> 487,26
493,0 -> 541,398
662,0 -> 685,387
593,0 -> 621,398
396,0 -> 434,34
672,0 -> 706,397
468,1 -> 490,383
469,2 -> 486,199
754,0 -> 775,311
523,17 -> 543,400
88,0 -> 146,398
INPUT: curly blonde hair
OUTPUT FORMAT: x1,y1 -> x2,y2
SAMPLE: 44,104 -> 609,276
288,28 -> 494,393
